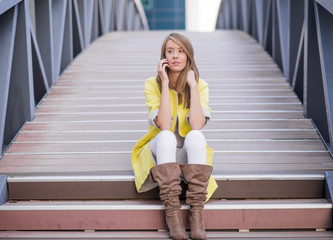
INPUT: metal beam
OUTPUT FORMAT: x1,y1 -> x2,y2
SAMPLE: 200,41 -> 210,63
289,0 -> 305,85
314,2 -> 333,151
304,0 -> 329,145
255,0 -> 265,45
0,175 -> 8,205
72,0 -> 84,56
240,0 -> 251,33
51,0 -> 67,80
272,1 -> 282,71
0,6 -> 17,153
31,24 -> 49,105
60,0 -> 73,73
291,23 -> 305,103
263,0 -> 273,55
35,0 -> 53,86
4,1 -> 35,149
276,0 -> 290,80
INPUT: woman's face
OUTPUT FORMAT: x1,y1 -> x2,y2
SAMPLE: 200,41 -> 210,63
164,40 -> 187,73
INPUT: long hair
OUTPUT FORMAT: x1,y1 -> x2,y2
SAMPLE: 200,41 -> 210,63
156,33 -> 199,108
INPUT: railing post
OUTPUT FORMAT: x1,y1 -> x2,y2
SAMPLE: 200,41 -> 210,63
0,6 -> 17,154
314,2 -> 333,151
0,175 -> 8,205
276,0 -> 290,81
304,0 -> 330,145
35,0 -> 54,86
5,0 -> 35,143
240,0 -> 251,33
263,0 -> 273,55
289,0 -> 305,86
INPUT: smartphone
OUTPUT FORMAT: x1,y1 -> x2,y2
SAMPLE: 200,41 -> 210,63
162,56 -> 169,71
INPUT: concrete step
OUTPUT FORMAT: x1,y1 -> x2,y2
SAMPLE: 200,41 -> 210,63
6,173 -> 325,200
0,199 -> 331,231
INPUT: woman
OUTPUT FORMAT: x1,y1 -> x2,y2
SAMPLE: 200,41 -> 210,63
132,33 -> 217,240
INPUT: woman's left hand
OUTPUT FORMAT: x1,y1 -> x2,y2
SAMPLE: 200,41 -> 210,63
187,70 -> 197,88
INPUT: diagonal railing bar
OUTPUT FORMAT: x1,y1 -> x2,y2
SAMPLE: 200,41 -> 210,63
30,24 -> 49,104
6,1 -> 35,149
0,7 -> 18,156
60,0 -> 73,74
51,0 -> 67,81
255,0 -> 265,46
0,0 -> 148,157
291,22 -> 305,95
216,0 -> 333,155
304,0 -> 330,150
263,0 -> 273,55
314,2 -> 333,156
35,0 -> 54,86
276,0 -> 289,80
99,0 -> 110,34
72,0 -> 85,54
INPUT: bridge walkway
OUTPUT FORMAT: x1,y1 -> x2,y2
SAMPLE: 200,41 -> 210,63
0,30 -> 333,238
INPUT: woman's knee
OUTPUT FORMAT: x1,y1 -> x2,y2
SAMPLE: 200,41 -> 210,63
185,130 -> 206,148
157,130 -> 177,148
154,130 -> 177,165
184,130 -> 207,165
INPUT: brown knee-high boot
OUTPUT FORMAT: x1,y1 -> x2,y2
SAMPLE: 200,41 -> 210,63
180,164 -> 212,240
150,162 -> 188,240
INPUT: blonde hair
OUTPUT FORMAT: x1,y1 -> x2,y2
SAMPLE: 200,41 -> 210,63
157,33 -> 199,108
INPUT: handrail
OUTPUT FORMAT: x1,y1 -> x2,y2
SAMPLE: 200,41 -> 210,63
0,0 -> 148,156
216,0 -> 333,155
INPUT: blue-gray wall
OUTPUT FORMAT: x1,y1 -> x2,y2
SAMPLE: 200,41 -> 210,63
141,0 -> 185,29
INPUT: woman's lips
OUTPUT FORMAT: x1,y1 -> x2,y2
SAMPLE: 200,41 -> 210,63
172,61 -> 181,65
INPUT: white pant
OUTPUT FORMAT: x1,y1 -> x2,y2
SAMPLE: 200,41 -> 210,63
149,130 -> 207,165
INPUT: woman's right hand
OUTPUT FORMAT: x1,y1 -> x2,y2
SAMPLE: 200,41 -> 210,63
157,59 -> 169,86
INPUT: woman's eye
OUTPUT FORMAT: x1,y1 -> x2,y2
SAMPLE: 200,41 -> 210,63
179,50 -> 184,54
167,50 -> 172,54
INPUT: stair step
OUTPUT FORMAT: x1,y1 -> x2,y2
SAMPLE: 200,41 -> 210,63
1,230 -> 333,239
6,174 -> 325,200
0,199 -> 331,231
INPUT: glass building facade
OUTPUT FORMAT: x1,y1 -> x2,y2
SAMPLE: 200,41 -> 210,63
141,0 -> 185,30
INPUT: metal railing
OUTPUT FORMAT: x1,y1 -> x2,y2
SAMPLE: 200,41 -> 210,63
216,0 -> 333,155
0,0 -> 148,156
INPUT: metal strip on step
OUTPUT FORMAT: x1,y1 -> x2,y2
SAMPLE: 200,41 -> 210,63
6,173 -> 325,183
0,200 -> 331,211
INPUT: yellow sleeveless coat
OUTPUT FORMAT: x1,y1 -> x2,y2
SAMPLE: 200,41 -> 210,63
132,76 -> 218,201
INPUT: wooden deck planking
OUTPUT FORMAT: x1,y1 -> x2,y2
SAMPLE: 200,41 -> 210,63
21,120 -> 315,131
6,140 -> 327,154
3,151 -> 331,163
13,130 -> 320,142
34,104 -> 303,112
1,154 -> 332,167
33,111 -> 306,121
39,97 -> 300,106
2,151 -> 333,175
1,30 -> 333,183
